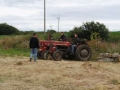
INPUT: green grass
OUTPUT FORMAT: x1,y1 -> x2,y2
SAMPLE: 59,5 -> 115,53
0,35 -> 18,39
0,48 -> 30,57
0,35 -> 32,57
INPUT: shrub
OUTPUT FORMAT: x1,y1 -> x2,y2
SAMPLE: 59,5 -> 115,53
0,23 -> 19,35
69,21 -> 109,40
1,35 -> 31,49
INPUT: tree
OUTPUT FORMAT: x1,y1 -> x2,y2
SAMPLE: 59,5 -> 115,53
47,29 -> 56,34
69,21 -> 109,40
0,23 -> 19,35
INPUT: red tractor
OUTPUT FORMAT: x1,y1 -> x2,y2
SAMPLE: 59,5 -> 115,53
37,39 -> 92,61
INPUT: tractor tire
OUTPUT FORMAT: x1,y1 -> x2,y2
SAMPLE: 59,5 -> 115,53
52,50 -> 62,61
75,44 -> 92,61
37,51 -> 42,59
41,50 -> 48,60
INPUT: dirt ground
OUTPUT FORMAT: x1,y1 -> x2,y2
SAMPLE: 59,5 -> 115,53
0,56 -> 120,90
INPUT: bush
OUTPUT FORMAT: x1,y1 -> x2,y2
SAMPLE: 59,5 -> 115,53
0,23 -> 19,35
69,21 -> 109,40
1,35 -> 31,49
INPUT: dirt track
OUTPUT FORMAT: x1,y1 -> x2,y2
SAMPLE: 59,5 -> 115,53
0,56 -> 120,90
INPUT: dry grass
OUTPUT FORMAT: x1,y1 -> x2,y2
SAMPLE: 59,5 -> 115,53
88,40 -> 120,60
0,57 -> 120,90
1,35 -> 30,49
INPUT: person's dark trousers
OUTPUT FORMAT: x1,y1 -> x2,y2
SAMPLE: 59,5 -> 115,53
71,45 -> 77,54
30,48 -> 38,62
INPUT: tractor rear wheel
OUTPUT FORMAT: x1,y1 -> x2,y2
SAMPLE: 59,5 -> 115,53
75,44 -> 92,61
37,51 -> 42,59
41,50 -> 48,60
52,50 -> 62,61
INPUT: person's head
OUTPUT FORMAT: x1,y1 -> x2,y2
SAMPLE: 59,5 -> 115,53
74,33 -> 78,38
33,33 -> 36,37
61,32 -> 64,35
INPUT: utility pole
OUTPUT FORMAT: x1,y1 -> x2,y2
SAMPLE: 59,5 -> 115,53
57,13 -> 60,32
44,0 -> 46,34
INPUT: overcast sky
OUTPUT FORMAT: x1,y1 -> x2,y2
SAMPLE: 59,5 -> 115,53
0,0 -> 120,32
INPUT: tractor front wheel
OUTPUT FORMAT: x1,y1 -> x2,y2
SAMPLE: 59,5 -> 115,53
52,50 -> 62,61
41,50 -> 48,60
37,51 -> 42,59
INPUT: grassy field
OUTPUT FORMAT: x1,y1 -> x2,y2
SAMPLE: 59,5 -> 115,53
0,48 -> 29,57
0,57 -> 120,90
1,34 -> 120,60
0,35 -> 120,90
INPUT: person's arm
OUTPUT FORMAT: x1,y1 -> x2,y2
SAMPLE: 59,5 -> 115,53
72,37 -> 80,45
37,38 -> 40,48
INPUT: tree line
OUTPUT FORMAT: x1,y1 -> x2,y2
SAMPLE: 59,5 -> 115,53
0,22 -> 120,42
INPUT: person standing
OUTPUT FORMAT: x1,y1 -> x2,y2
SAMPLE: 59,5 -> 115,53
29,33 -> 40,62
71,33 -> 80,54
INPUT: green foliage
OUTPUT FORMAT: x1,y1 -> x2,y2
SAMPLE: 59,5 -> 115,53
47,29 -> 56,34
68,26 -> 82,38
90,32 -> 101,41
0,23 -> 19,35
69,21 -> 109,40
108,31 -> 120,42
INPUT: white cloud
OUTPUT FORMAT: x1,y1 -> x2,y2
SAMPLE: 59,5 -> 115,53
0,6 -> 42,16
0,0 -> 120,31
